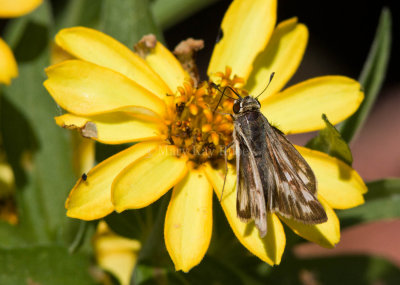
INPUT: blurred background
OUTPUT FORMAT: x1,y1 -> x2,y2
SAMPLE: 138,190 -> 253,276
0,0 -> 399,284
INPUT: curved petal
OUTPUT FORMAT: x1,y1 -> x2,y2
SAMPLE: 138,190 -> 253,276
260,76 -> 364,134
94,222 -> 140,285
0,38 -> 18,85
55,27 -> 171,99
66,141 -> 161,220
208,0 -> 277,80
204,163 -> 285,265
71,133 -> 95,176
0,162 -> 14,195
297,146 -> 367,209
140,41 -> 189,94
55,110 -> 164,144
165,168 -> 213,272
51,42 -> 75,65
0,0 -> 42,17
44,60 -> 167,117
112,145 -> 188,212
280,197 -> 340,248
246,18 -> 308,100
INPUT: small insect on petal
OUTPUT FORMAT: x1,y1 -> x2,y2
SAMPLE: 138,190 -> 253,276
82,173 -> 88,181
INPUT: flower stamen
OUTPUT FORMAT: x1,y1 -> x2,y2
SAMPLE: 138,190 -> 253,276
164,68 -> 246,165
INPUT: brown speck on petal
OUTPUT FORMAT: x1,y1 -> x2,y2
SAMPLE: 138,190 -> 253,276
134,34 -> 157,58
81,122 -> 98,139
174,38 -> 204,87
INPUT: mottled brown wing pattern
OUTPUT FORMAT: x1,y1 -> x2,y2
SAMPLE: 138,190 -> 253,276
234,125 -> 268,237
264,121 -> 327,224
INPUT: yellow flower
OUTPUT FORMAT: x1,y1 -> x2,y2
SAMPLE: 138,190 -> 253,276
44,0 -> 367,272
0,0 -> 43,84
94,221 -> 141,285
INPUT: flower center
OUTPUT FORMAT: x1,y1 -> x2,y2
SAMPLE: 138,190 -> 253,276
164,67 -> 247,165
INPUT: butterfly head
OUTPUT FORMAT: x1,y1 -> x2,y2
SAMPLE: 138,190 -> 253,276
232,96 -> 261,114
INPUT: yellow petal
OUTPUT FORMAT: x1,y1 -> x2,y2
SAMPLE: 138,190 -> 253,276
204,163 -> 285,265
66,141 -> 161,220
165,168 -> 213,272
208,0 -> 277,80
94,222 -> 140,285
0,162 -> 15,196
55,110 -> 163,144
71,133 -> 95,176
55,27 -> 171,99
246,18 -> 308,100
112,145 -> 188,212
297,146 -> 367,209
141,41 -> 189,94
0,0 -> 42,17
280,197 -> 340,248
260,76 -> 364,134
44,60 -> 167,117
0,38 -> 18,85
51,42 -> 75,65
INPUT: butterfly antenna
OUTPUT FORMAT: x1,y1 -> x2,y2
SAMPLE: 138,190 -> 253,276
255,72 -> 275,99
211,83 -> 241,113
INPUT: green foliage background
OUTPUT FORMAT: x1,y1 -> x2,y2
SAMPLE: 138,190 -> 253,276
0,0 -> 396,284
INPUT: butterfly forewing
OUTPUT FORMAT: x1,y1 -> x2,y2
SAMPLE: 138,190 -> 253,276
263,119 -> 327,224
234,118 -> 268,237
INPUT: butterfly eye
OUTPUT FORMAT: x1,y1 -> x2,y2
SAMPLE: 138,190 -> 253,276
232,101 -> 241,114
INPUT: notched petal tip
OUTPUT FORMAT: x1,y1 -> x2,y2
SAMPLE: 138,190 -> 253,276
55,115 -> 98,139
81,122 -> 98,139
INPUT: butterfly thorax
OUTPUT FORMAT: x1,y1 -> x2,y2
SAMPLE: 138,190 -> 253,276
232,96 -> 261,115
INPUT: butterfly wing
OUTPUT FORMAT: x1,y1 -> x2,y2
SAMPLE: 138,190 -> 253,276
234,124 -> 268,237
264,121 -> 327,224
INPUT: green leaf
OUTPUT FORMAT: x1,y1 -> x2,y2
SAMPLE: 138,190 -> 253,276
151,0 -> 220,29
264,254 -> 400,284
134,255 -> 247,285
0,222 -> 30,247
0,2 -> 77,243
338,178 -> 400,226
0,245 -> 95,285
100,0 -> 163,48
183,255 -> 245,285
54,0 -> 103,30
365,178 -> 400,199
339,8 -> 392,142
105,209 -> 153,241
306,114 -> 353,165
